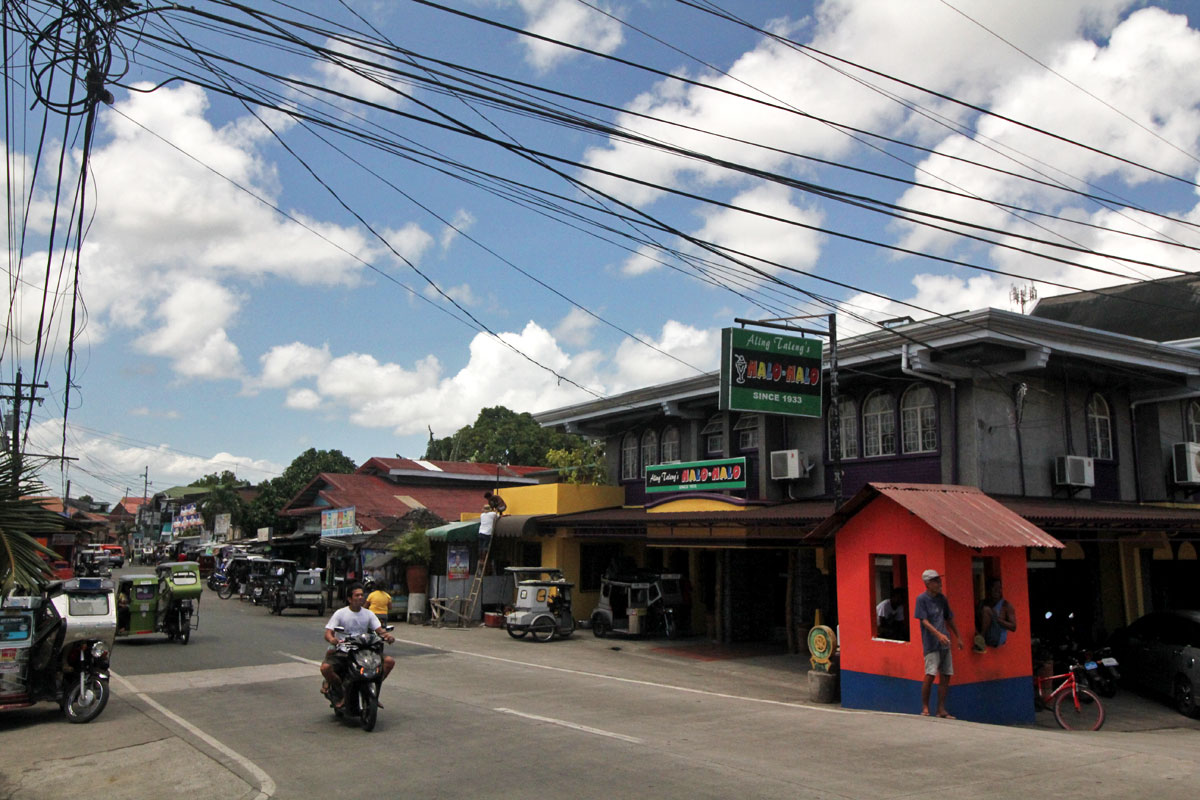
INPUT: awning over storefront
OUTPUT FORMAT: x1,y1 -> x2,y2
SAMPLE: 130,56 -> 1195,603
318,534 -> 371,550
364,551 -> 395,570
426,519 -> 479,542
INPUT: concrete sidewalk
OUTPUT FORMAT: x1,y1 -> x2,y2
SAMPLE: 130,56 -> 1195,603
0,689 -> 259,800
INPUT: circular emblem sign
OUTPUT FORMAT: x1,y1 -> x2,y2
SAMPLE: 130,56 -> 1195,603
808,625 -> 836,663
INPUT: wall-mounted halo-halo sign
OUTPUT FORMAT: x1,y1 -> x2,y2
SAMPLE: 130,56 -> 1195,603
645,457 -> 746,493
808,625 -> 837,672
719,327 -> 823,417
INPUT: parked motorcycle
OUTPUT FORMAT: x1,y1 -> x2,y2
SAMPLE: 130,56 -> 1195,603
0,577 -> 116,723
320,626 -> 392,731
1035,611 -> 1119,699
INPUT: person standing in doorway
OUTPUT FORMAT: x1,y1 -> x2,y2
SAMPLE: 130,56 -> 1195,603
914,569 -> 963,718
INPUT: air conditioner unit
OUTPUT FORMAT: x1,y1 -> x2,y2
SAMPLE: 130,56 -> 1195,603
1173,442 -> 1200,485
1054,455 -> 1094,488
770,449 -> 802,480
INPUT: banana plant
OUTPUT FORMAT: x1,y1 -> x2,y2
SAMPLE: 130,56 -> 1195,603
0,456 -> 64,594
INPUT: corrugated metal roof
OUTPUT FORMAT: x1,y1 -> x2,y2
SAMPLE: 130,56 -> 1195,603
544,500 -> 832,530
807,483 -> 1063,548
996,496 -> 1200,530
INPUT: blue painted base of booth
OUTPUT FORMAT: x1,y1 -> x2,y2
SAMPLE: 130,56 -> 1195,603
840,670 -> 1034,725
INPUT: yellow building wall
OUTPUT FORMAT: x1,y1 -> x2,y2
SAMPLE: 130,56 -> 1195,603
494,483 -> 624,516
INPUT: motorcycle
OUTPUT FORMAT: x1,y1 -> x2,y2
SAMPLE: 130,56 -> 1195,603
0,577 -> 116,723
320,626 -> 392,731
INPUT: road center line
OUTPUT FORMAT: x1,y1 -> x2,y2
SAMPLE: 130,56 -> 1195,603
493,707 -> 644,743
111,670 -> 276,800
389,638 -> 860,715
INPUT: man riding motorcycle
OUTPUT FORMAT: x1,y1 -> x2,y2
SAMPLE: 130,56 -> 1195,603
320,583 -> 395,707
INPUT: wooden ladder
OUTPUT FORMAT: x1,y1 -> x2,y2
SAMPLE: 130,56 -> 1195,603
462,534 -> 494,625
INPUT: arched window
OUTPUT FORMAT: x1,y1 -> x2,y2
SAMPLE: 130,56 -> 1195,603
733,414 -> 759,451
901,385 -> 937,454
863,391 -> 896,457
829,396 -> 858,460
620,432 -> 639,481
640,429 -> 659,472
1189,400 -> 1200,444
701,414 -> 724,456
1086,393 -> 1113,460
661,426 -> 680,462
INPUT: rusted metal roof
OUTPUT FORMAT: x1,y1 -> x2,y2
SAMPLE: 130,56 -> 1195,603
995,496 -> 1200,530
806,483 -> 1064,549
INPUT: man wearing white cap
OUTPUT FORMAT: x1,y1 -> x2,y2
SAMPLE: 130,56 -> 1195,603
914,568 -> 963,718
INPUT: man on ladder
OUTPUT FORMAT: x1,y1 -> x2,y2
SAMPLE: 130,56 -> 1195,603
466,491 -> 504,623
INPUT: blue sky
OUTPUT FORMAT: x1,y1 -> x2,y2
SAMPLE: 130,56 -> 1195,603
7,0 -> 1200,503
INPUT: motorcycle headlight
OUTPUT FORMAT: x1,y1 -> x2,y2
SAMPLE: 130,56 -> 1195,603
91,641 -> 109,660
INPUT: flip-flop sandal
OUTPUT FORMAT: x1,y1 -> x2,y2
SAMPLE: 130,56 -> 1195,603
920,710 -> 931,716
938,713 -> 956,719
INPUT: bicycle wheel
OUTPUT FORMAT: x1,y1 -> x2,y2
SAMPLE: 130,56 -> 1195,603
1053,686 -> 1104,731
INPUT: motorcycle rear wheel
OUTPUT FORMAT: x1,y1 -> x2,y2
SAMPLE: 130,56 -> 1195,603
62,675 -> 109,723
217,583 -> 233,600
361,683 -> 378,731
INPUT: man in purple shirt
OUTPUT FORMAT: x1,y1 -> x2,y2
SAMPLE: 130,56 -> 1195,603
914,568 -> 963,718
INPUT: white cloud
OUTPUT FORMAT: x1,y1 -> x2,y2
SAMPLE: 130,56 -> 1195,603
311,37 -> 410,110
257,342 -> 333,390
553,307 -> 599,347
253,318 -> 720,438
441,209 -> 476,250
134,278 -> 244,379
517,0 -> 625,71
690,184 -> 825,279
286,388 -> 323,410
27,417 -> 283,499
423,282 -> 481,306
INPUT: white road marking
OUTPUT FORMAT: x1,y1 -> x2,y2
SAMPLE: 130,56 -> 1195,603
280,652 -> 323,667
111,670 -> 276,800
390,638 -> 861,715
494,707 -> 644,743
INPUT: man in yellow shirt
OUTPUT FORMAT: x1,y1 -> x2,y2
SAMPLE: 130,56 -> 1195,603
364,578 -> 392,621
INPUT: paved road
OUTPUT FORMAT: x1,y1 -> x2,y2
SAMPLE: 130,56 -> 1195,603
2,575 -> 1199,799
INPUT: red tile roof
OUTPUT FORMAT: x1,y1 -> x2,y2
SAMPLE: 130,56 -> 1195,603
280,473 -> 491,530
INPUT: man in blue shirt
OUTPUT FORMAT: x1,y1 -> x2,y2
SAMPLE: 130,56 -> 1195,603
914,569 -> 963,718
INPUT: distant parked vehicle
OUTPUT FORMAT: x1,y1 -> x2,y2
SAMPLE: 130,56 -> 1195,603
503,567 -> 574,642
1109,610 -> 1200,717
98,545 -> 125,568
590,571 -> 684,639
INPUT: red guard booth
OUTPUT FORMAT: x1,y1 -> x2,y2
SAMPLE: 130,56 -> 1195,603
808,483 -> 1063,725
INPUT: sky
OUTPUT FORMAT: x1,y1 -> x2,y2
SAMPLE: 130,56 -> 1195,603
5,0 -> 1200,504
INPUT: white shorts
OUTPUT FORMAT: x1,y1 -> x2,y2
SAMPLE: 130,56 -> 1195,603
924,648 -> 953,676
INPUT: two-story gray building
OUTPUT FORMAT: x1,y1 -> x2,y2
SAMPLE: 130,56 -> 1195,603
535,279 -> 1200,646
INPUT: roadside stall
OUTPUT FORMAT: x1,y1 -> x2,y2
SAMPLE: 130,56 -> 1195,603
805,483 -> 1062,725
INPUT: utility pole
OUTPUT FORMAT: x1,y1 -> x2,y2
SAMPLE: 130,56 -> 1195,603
0,369 -> 50,494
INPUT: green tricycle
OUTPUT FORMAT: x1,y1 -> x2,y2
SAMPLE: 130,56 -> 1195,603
115,561 -> 202,645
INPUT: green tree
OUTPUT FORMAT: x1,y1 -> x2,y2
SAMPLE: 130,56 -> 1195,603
0,456 -> 66,592
242,448 -> 357,535
424,406 -> 585,466
199,483 -> 247,531
190,470 -> 240,488
543,440 -> 608,485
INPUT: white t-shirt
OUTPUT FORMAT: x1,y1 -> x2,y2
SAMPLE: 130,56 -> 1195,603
479,511 -> 499,537
876,598 -> 904,622
325,606 -> 381,637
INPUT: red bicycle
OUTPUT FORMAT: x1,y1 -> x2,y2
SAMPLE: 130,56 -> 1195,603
1034,661 -> 1105,730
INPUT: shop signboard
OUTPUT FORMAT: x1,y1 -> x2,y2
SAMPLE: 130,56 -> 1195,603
645,457 -> 746,493
719,327 -> 823,417
321,507 -> 356,537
